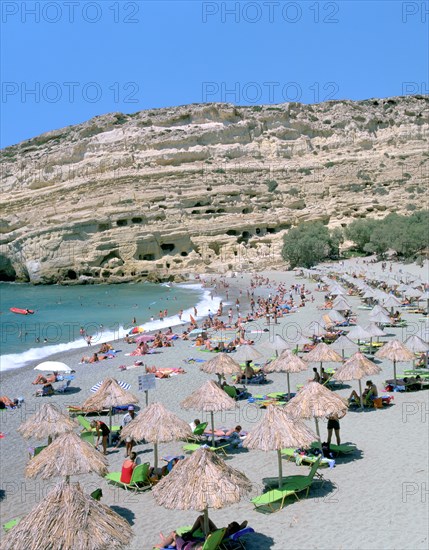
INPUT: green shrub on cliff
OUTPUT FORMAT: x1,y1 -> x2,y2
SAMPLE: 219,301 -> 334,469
282,221 -> 343,268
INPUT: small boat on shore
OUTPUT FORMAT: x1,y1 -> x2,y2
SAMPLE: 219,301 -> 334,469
9,307 -> 34,315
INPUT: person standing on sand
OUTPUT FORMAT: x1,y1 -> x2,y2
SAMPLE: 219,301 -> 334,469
121,406 -> 137,457
327,414 -> 341,446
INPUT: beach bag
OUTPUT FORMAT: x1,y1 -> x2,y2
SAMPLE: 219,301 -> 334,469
373,397 -> 383,409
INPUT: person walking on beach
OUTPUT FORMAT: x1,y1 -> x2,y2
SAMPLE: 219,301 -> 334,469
91,420 -> 110,455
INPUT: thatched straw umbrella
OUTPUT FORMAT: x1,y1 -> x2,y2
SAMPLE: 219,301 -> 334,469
285,381 -> 347,447
0,481 -> 133,550
346,325 -> 372,345
404,335 -> 429,368
25,432 -> 108,482
304,342 -> 343,376
233,344 -> 262,363
199,353 -> 241,384
18,403 -> 78,444
330,335 -> 359,359
369,310 -> 391,325
293,334 -> 312,354
332,297 -> 351,312
261,334 -> 289,357
375,340 -> 415,385
334,352 -> 381,408
120,402 -> 192,469
152,447 -> 251,536
181,380 -> 236,446
364,323 -> 387,354
231,344 -> 262,383
263,349 -> 307,399
243,405 -> 316,488
82,378 -> 139,444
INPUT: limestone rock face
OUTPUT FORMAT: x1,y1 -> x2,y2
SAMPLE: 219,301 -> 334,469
1,96 -> 428,283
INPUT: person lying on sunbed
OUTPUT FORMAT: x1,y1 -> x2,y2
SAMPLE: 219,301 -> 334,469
145,366 -> 186,378
32,372 -> 59,385
154,516 -> 248,549
204,425 -> 247,447
0,396 -> 18,408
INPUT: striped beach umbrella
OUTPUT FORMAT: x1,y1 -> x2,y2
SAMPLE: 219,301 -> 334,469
90,380 -> 131,393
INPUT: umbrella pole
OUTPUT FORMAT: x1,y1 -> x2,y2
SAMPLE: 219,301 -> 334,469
394,359 -> 397,387
319,361 -> 323,377
277,449 -> 283,488
203,508 -> 209,537
154,442 -> 158,470
210,411 -> 215,447
287,373 -> 291,401
369,337 -> 373,355
314,417 -> 322,450
358,379 -> 363,409
48,435 -> 52,445
108,407 -> 113,446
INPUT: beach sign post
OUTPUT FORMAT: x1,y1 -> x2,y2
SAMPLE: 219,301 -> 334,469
138,374 -> 156,406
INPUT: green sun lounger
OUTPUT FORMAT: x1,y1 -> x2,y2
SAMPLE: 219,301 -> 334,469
105,462 -> 151,492
80,431 -> 95,446
280,448 -> 330,467
77,415 -> 120,433
252,457 -> 322,512
310,442 -> 357,454
3,517 -> 21,532
183,443 -> 228,456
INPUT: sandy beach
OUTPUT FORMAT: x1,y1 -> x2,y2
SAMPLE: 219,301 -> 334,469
0,258 -> 428,550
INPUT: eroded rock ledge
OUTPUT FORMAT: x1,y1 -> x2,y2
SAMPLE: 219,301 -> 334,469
1,96 -> 428,283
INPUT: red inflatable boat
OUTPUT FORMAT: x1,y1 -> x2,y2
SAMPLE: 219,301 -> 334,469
9,308 -> 35,315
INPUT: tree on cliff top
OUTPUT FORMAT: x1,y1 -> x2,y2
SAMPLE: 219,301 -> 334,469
282,221 -> 342,268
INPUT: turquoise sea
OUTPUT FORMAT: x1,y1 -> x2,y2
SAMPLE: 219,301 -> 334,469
0,282 -> 218,372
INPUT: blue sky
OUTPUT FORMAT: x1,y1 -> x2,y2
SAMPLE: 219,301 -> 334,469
1,0 -> 427,147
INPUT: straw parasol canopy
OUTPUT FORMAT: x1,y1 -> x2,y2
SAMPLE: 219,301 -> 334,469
152,447 -> 251,536
82,378 -> 139,443
369,310 -> 391,325
327,310 -> 346,324
199,353 -> 241,383
403,335 -> 429,353
18,403 -> 78,443
330,335 -> 359,359
304,342 -> 343,375
285,381 -> 348,446
233,344 -> 263,363
0,481 -> 133,550
25,432 -> 108,481
332,298 -> 351,311
264,349 -> 307,399
181,380 -> 236,445
382,294 -> 402,309
375,340 -> 414,385
334,352 -> 382,408
346,325 -> 372,343
243,404 -> 316,488
261,334 -> 289,356
120,402 -> 192,469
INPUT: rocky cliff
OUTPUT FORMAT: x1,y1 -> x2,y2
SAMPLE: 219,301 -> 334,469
1,96 -> 428,283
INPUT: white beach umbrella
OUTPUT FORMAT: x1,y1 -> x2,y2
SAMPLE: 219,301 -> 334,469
34,361 -> 72,373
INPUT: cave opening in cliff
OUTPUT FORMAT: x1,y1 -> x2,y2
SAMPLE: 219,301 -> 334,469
66,269 -> 77,280
0,257 -> 17,281
160,243 -> 175,252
